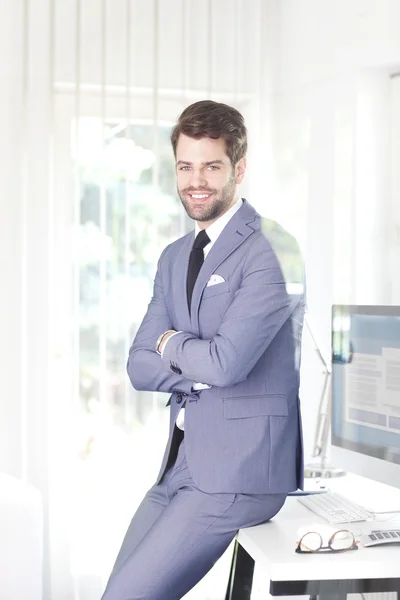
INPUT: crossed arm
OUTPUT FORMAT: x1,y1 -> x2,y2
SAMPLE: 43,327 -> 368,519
127,240 -> 302,393
126,261 -> 196,394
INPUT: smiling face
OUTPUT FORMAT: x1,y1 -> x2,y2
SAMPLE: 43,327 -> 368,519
175,134 -> 246,229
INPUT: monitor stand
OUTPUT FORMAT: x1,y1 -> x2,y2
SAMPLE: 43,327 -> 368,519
297,463 -> 345,495
304,461 -> 346,479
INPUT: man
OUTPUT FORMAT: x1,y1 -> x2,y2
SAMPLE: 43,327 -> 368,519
102,100 -> 305,600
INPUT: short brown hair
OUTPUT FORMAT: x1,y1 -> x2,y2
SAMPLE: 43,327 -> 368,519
171,100 -> 247,166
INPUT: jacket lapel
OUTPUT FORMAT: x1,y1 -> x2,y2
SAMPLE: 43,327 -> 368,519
190,200 -> 258,334
172,231 -> 194,332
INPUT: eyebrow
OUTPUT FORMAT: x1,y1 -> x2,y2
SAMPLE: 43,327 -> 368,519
176,160 -> 225,166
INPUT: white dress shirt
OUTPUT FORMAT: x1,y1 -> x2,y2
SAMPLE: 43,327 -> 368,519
164,197 -> 243,429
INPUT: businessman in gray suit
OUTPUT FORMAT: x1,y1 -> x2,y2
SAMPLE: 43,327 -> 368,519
102,100 -> 305,600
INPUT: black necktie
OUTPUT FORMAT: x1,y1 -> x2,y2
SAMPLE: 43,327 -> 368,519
187,229 -> 210,313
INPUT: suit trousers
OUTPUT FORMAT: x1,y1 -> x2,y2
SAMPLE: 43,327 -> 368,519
101,435 -> 286,600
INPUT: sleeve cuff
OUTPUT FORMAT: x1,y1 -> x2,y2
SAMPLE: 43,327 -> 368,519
192,382 -> 212,390
161,331 -> 182,357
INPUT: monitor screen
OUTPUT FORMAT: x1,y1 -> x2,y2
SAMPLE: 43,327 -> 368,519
331,305 -> 400,478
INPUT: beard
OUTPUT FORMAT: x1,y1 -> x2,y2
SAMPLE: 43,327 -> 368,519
178,173 -> 237,223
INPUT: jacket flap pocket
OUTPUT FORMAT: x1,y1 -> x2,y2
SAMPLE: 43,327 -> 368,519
223,395 -> 288,419
202,280 -> 230,299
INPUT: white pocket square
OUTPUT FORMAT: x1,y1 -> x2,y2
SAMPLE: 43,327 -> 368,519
206,274 -> 225,287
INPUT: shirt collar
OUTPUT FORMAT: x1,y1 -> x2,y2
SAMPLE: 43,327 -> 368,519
195,197 -> 243,244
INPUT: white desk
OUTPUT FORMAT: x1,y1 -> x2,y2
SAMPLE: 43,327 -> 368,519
225,496 -> 400,600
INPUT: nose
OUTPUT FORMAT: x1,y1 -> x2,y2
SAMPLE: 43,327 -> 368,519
189,169 -> 207,189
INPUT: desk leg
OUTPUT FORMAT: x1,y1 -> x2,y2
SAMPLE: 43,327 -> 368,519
311,581 -> 349,600
225,540 -> 254,600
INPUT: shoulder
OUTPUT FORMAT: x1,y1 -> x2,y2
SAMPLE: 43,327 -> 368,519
259,217 -> 305,285
159,231 -> 193,263
241,215 -> 305,286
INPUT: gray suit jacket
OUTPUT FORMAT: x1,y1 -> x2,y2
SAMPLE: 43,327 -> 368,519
127,200 -> 305,494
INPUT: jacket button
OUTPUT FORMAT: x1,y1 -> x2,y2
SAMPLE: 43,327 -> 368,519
176,393 -> 183,404
170,361 -> 182,375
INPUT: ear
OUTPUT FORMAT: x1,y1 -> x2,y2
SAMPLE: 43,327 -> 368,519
235,157 -> 247,184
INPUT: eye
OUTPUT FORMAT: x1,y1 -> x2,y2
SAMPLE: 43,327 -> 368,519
179,165 -> 191,171
207,165 -> 219,171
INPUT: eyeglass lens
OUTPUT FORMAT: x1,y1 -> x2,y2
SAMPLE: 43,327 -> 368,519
329,530 -> 355,551
299,530 -> 355,552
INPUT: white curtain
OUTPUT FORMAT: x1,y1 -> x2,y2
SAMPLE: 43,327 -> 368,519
0,1 -> 268,598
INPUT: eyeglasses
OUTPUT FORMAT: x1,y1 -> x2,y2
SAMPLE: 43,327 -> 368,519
296,529 -> 359,554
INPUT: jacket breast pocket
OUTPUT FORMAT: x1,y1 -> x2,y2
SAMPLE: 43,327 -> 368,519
223,395 -> 288,419
202,280 -> 230,299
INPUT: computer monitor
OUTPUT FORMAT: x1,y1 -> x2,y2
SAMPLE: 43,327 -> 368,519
330,305 -> 400,497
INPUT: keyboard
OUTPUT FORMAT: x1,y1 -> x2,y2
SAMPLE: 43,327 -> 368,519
297,492 -> 374,524
361,529 -> 400,547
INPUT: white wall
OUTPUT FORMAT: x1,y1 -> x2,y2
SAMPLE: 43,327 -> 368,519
0,0 -> 25,480
264,0 -> 400,458
389,75 -> 400,301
